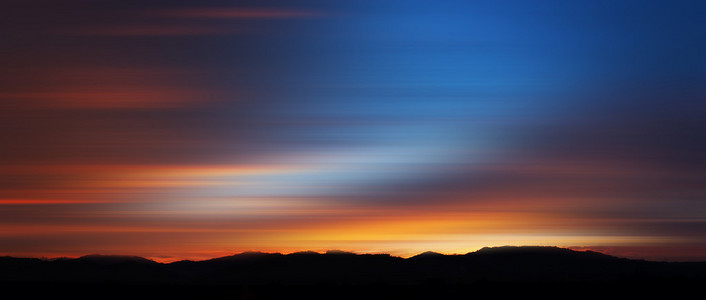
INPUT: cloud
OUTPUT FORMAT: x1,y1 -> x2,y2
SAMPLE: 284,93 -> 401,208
159,7 -> 325,19
62,25 -> 243,37
55,6 -> 326,37
0,199 -> 108,205
0,67 -> 223,109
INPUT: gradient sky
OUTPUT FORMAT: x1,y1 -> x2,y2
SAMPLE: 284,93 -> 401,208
1,0 -> 705,262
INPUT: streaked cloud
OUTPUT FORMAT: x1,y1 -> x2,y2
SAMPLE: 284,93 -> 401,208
0,199 -> 109,205
62,25 -> 243,37
55,6 -> 326,37
160,8 -> 325,19
0,67 -> 224,109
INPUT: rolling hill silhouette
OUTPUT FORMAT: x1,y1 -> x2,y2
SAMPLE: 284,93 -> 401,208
2,246 -> 704,299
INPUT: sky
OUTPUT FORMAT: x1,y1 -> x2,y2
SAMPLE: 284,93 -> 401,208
1,0 -> 705,262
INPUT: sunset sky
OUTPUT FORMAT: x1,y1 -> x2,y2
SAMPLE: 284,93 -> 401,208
1,0 -> 705,262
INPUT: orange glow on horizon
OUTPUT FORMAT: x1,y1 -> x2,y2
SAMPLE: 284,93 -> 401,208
1,160 -> 703,262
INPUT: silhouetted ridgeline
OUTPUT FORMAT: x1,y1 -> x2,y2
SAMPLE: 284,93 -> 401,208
1,246 -> 705,299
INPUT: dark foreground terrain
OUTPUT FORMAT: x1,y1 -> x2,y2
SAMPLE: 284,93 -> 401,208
2,246 -> 705,299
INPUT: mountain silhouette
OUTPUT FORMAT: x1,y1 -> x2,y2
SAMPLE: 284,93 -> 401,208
1,246 -> 704,299
75,254 -> 159,264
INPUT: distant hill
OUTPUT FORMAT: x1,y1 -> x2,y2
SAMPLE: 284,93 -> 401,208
1,246 -> 704,299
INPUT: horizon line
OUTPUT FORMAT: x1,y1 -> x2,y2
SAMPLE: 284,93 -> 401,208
4,245 -> 696,264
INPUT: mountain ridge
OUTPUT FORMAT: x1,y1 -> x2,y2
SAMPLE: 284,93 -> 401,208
2,246 -> 704,299
0,245 -> 700,265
